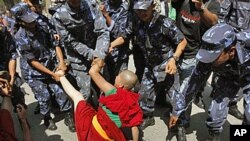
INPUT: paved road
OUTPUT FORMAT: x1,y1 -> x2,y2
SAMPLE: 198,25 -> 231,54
10,55 -> 242,141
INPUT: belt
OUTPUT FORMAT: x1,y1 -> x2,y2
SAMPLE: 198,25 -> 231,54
92,115 -> 114,141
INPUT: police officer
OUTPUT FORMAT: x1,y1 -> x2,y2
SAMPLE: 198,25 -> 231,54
0,16 -> 27,113
169,23 -> 250,140
11,2 -> 75,132
23,0 -> 65,115
52,0 -> 110,101
219,0 -> 250,31
132,0 -> 187,134
99,0 -> 131,85
208,0 -> 250,120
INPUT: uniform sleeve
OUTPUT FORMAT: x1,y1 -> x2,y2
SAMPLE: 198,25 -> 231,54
111,6 -> 130,40
162,18 -> 185,46
241,61 -> 250,123
9,38 -> 18,60
14,30 -> 36,61
51,13 -> 95,61
218,0 -> 232,24
92,3 -> 110,59
123,11 -> 134,41
172,62 -> 212,116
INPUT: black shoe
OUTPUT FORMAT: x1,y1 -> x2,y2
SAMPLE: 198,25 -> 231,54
176,127 -> 187,141
193,95 -> 205,109
228,105 -> 243,120
140,117 -> 155,130
64,112 -> 76,132
44,116 -> 57,130
34,103 -> 40,115
208,131 -> 220,141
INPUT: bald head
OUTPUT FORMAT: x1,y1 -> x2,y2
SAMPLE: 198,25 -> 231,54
119,70 -> 138,90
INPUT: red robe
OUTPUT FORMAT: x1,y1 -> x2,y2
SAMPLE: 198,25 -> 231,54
99,88 -> 143,127
75,101 -> 126,141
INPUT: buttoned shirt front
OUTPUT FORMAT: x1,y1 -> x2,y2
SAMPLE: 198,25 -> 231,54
14,24 -> 55,80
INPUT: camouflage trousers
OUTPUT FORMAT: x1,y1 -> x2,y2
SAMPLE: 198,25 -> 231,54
27,78 -> 72,115
139,67 -> 180,113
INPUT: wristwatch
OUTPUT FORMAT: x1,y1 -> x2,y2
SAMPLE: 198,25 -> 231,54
172,55 -> 179,62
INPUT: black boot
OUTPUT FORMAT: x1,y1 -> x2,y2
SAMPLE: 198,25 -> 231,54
140,112 -> 155,130
228,105 -> 243,120
193,92 -> 205,109
44,115 -> 57,130
64,112 -> 76,132
208,131 -> 220,141
176,126 -> 187,141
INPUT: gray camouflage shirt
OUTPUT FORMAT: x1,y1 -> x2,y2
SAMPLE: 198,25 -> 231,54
52,0 -> 110,69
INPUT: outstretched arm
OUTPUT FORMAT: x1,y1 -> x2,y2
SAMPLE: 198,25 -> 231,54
89,58 -> 115,93
56,71 -> 85,109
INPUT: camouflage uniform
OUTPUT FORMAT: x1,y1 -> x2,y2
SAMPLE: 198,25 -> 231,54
0,25 -> 16,71
219,0 -> 250,31
133,11 -> 185,116
179,24 -> 250,134
2,15 -> 16,35
0,23 -> 27,109
216,0 -> 250,119
52,0 -> 109,99
13,19 -> 72,116
102,0 -> 131,84
37,14 -> 61,64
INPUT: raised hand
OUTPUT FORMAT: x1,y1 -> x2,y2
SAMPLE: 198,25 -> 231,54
192,0 -> 204,10
165,58 -> 177,74
0,78 -> 12,97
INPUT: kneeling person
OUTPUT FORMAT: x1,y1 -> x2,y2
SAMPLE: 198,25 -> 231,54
57,58 -> 143,141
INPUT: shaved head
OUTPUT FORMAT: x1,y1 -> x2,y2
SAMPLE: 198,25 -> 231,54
119,70 -> 138,90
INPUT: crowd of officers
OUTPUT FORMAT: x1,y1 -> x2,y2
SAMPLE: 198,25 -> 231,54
0,0 -> 249,140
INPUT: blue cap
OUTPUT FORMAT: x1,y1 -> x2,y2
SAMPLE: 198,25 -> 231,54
11,2 -> 38,23
196,23 -> 236,63
133,0 -> 153,10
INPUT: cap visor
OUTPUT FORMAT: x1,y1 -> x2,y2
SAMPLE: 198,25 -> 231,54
21,11 -> 38,23
196,49 -> 222,63
133,2 -> 151,10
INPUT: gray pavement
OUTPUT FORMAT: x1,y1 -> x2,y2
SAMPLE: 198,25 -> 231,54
10,55 -> 243,141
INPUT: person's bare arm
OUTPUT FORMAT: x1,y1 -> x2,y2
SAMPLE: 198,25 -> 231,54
55,46 -> 67,72
169,115 -> 179,128
131,126 -> 139,141
89,59 -> 115,93
58,73 -> 85,109
109,37 -> 125,53
100,4 -> 112,26
8,59 -> 16,86
166,38 -> 187,74
193,0 -> 218,26
29,60 -> 60,81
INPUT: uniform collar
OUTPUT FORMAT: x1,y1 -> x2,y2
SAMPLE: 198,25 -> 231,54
65,1 -> 84,15
148,11 -> 160,28
236,43 -> 250,64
